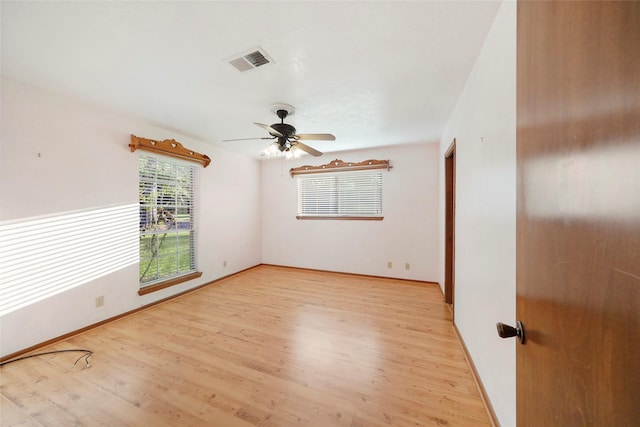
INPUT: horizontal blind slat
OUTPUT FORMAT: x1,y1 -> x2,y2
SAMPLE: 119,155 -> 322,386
297,170 -> 383,216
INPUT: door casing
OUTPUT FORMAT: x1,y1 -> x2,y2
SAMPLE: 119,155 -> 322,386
444,139 -> 456,309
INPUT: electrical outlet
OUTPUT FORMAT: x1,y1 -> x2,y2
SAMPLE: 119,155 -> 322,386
387,261 -> 392,269
405,263 -> 410,270
223,260 -> 227,268
95,296 -> 104,308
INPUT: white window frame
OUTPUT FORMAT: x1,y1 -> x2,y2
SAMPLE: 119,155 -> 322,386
296,170 -> 384,220
138,154 -> 200,293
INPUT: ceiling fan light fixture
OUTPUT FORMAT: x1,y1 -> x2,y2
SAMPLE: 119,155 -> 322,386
261,143 -> 279,158
284,146 -> 303,160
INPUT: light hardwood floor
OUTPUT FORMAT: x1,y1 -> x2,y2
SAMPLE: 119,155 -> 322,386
1,265 -> 491,426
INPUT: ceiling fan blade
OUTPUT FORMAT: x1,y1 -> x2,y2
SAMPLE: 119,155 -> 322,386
294,141 -> 323,157
254,122 -> 284,137
294,133 -> 336,141
221,137 -> 275,142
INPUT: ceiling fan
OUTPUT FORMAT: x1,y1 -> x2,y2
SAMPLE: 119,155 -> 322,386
223,104 -> 335,157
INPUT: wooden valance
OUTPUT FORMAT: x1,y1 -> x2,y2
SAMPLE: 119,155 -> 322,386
290,159 -> 391,176
129,134 -> 211,167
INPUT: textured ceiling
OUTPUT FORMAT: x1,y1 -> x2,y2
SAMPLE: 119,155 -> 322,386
1,1 -> 501,159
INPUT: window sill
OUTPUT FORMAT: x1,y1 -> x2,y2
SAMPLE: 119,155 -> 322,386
296,215 -> 384,221
138,271 -> 203,296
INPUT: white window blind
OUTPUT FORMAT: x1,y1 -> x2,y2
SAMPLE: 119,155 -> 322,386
0,204 -> 139,316
297,171 -> 383,218
139,154 -> 198,286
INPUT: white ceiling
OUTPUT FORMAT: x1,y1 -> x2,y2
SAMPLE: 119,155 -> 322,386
1,1 -> 501,159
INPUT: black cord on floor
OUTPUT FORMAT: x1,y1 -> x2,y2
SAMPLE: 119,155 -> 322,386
0,349 -> 93,368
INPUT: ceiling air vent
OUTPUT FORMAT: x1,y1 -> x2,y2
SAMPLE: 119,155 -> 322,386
227,47 -> 274,72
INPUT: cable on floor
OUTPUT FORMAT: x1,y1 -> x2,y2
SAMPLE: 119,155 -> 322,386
0,349 -> 93,368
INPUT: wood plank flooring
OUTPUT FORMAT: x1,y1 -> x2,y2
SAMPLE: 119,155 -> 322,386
0,265 -> 491,426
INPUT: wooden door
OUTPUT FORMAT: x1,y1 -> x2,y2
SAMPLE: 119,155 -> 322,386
516,1 -> 640,426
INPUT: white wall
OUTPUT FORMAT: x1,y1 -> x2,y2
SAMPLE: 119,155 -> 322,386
0,77 -> 262,357
439,2 -> 516,426
261,143 -> 440,282
2,9 -> 517,422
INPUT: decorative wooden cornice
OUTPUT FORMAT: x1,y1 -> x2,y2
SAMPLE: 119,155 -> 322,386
290,159 -> 391,176
129,134 -> 211,168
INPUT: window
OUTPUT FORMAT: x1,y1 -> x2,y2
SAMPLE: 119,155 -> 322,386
138,154 -> 199,290
297,170 -> 383,220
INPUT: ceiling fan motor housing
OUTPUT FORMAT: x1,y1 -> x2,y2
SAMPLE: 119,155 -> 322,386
271,122 -> 296,138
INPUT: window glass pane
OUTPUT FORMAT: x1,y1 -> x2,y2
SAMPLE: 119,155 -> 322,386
297,171 -> 382,217
139,235 -> 156,261
140,257 -> 159,283
138,154 -> 197,286
175,207 -> 193,230
156,183 -> 176,206
178,252 -> 192,272
176,231 -> 193,253
157,255 -> 178,277
139,205 -> 155,231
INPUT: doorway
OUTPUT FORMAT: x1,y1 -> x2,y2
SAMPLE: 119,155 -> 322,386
444,139 -> 456,310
